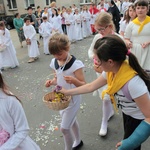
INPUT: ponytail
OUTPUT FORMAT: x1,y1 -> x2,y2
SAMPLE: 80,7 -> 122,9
128,53 -> 150,92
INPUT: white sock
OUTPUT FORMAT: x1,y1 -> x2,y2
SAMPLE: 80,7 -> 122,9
101,99 -> 114,130
72,120 -> 81,147
61,128 -> 74,150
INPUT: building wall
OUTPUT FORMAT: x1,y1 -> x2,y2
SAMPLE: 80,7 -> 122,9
3,0 -> 97,16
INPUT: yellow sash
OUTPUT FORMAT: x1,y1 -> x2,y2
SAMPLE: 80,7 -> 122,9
101,60 -> 137,112
132,16 -> 150,34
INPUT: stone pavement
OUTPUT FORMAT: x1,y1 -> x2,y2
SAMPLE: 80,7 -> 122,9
2,29 -> 150,150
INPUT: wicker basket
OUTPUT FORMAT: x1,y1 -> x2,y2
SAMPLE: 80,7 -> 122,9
43,92 -> 71,111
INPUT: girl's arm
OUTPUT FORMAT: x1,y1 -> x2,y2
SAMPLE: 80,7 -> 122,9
13,19 -> 20,30
23,26 -> 28,39
60,75 -> 107,96
29,26 -> 36,40
3,29 -> 11,46
117,93 -> 150,150
0,97 -> 29,150
64,68 -> 85,87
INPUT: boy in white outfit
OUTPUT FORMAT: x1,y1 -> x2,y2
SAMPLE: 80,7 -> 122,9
23,17 -> 40,63
39,16 -> 53,55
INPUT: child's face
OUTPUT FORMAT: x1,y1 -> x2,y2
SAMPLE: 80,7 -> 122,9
43,19 -> 47,22
25,20 -> 30,26
53,51 -> 69,61
0,26 -> 4,30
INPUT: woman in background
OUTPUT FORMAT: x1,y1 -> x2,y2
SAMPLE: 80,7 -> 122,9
13,13 -> 25,48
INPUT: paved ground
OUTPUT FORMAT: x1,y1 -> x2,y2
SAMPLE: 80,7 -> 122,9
2,29 -> 150,150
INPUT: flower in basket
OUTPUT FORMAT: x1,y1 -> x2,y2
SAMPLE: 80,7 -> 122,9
0,129 -> 10,146
53,85 -> 62,92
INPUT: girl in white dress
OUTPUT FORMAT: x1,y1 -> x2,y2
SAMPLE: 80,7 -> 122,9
125,0 -> 150,70
0,72 -> 41,150
42,7 -> 49,18
81,5 -> 92,38
88,12 -> 123,137
74,8 -> 83,41
51,8 -> 63,34
45,33 -> 85,150
39,16 -> 53,55
0,21 -> 19,70
23,17 -> 40,63
119,4 -> 136,37
65,8 -> 76,42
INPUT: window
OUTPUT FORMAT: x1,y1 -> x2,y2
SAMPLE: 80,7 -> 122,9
0,0 -> 5,13
25,0 -> 35,7
80,0 -> 92,4
46,0 -> 56,6
7,0 -> 17,9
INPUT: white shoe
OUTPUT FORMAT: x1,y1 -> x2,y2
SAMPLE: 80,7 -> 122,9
99,127 -> 107,136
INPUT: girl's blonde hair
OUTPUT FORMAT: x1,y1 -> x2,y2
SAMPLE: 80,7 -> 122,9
95,12 -> 115,30
50,1 -> 56,8
49,33 -> 70,55
82,5 -> 88,11
66,7 -> 72,13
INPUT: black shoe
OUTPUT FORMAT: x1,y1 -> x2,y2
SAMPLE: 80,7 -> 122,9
72,140 -> 83,150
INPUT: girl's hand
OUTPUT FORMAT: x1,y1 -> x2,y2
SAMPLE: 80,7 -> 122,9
126,40 -> 132,49
59,87 -> 69,95
93,65 -> 103,73
45,80 -> 53,87
116,141 -> 122,150
64,76 -> 75,84
141,42 -> 150,48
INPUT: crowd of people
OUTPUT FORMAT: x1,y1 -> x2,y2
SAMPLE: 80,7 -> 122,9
0,0 -> 150,150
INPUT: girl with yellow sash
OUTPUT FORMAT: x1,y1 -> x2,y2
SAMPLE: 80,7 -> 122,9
59,35 -> 150,150
125,0 -> 150,71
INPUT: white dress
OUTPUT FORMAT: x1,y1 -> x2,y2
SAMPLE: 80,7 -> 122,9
39,21 -> 53,54
0,29 -> 19,69
0,90 -> 41,150
125,21 -> 150,70
23,24 -> 40,58
81,11 -> 92,38
74,13 -> 83,40
65,13 -> 76,41
51,15 -> 63,34
50,56 -> 84,129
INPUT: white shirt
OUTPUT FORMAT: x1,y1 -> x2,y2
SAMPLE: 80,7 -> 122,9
0,90 -> 40,150
102,72 -> 150,119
